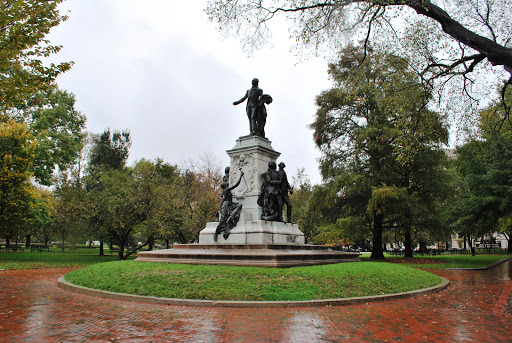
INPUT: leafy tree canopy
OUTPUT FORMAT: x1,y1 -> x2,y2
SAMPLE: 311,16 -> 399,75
0,0 -> 72,111
0,120 -> 37,239
207,0 -> 512,120
88,129 -> 131,174
310,45 -> 449,258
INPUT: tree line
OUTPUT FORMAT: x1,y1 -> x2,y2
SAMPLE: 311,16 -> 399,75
0,1 -> 220,259
289,46 -> 512,257
1,1 -> 511,261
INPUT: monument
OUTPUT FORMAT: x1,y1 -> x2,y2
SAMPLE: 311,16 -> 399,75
136,79 -> 359,267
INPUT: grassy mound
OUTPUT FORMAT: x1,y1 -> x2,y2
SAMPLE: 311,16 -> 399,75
64,261 -> 442,301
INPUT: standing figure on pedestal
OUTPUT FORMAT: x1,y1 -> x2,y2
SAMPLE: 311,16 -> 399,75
233,78 -> 272,138
214,170 -> 244,242
278,162 -> 293,223
257,161 -> 283,221
215,166 -> 231,222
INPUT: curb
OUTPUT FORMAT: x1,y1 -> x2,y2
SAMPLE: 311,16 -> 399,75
58,276 -> 450,308
445,256 -> 512,270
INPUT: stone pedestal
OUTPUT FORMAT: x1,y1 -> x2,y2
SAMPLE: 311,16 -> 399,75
226,135 -> 280,222
198,135 -> 304,245
199,220 -> 304,245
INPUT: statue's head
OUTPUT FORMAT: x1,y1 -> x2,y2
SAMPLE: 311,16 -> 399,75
268,161 -> 276,170
252,78 -> 259,86
224,166 -> 230,174
278,162 -> 286,169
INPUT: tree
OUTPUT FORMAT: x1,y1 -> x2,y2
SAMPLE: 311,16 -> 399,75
0,1 -> 85,185
289,168 -> 322,243
0,120 -> 37,243
0,0 -> 72,112
52,171 -> 88,251
179,168 -> 220,243
94,168 -> 151,260
449,97 -> 512,254
32,188 -> 55,247
207,0 -> 512,117
24,186 -> 53,247
452,88 -> 512,254
180,153 -> 223,243
88,129 -> 131,173
12,87 -> 86,185
84,128 -> 131,255
310,45 -> 448,259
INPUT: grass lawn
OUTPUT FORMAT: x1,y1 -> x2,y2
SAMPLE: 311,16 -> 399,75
0,247 -> 130,269
363,253 -> 510,269
64,260 -> 443,301
6,248 -> 509,302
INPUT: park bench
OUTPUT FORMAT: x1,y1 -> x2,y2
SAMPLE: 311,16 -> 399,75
6,245 -> 25,252
30,245 -> 51,253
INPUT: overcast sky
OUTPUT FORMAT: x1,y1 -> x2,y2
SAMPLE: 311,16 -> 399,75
47,0 -> 333,185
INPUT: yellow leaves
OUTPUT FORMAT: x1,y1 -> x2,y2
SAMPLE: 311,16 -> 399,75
367,185 -> 407,215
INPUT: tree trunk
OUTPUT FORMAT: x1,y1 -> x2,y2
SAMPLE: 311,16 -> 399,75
99,241 -> 104,256
165,239 -> 170,249
6,238 -> 10,246
118,244 -> 125,260
370,213 -> 385,260
25,234 -> 31,248
419,240 -> 427,254
88,240 -> 92,248
404,228 -> 413,258
148,240 -> 154,251
467,236 -> 476,256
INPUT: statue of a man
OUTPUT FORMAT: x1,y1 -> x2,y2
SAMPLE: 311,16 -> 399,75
257,161 -> 282,221
278,162 -> 293,223
214,169 -> 244,242
233,78 -> 272,138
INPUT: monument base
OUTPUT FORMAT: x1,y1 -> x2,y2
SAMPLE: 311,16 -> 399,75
199,220 -> 305,245
135,220 -> 360,267
135,244 -> 360,268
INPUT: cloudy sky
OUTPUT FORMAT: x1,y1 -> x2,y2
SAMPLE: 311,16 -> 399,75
47,0 -> 333,184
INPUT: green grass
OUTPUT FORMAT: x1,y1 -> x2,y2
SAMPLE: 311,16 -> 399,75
361,253 -> 510,269
0,247 -> 127,269
64,261 -> 442,301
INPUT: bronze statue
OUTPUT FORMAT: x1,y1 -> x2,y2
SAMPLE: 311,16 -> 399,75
257,161 -> 283,221
214,169 -> 244,242
278,162 -> 293,223
233,78 -> 272,138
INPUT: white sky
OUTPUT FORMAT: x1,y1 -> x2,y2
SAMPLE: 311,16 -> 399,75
47,0 -> 333,185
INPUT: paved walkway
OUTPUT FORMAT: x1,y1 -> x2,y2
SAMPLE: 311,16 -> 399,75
0,261 -> 511,343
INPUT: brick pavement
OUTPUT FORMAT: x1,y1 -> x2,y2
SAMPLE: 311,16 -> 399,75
0,260 -> 511,342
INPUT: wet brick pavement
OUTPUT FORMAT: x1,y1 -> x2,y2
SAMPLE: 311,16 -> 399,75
0,260 -> 511,342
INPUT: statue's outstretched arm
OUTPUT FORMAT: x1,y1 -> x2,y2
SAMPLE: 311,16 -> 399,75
233,90 -> 248,105
226,171 -> 244,192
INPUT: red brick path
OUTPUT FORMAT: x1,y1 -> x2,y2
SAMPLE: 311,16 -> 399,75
1,260 -> 511,342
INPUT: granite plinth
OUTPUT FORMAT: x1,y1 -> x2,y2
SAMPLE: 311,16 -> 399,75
135,244 -> 360,268
199,220 -> 305,245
